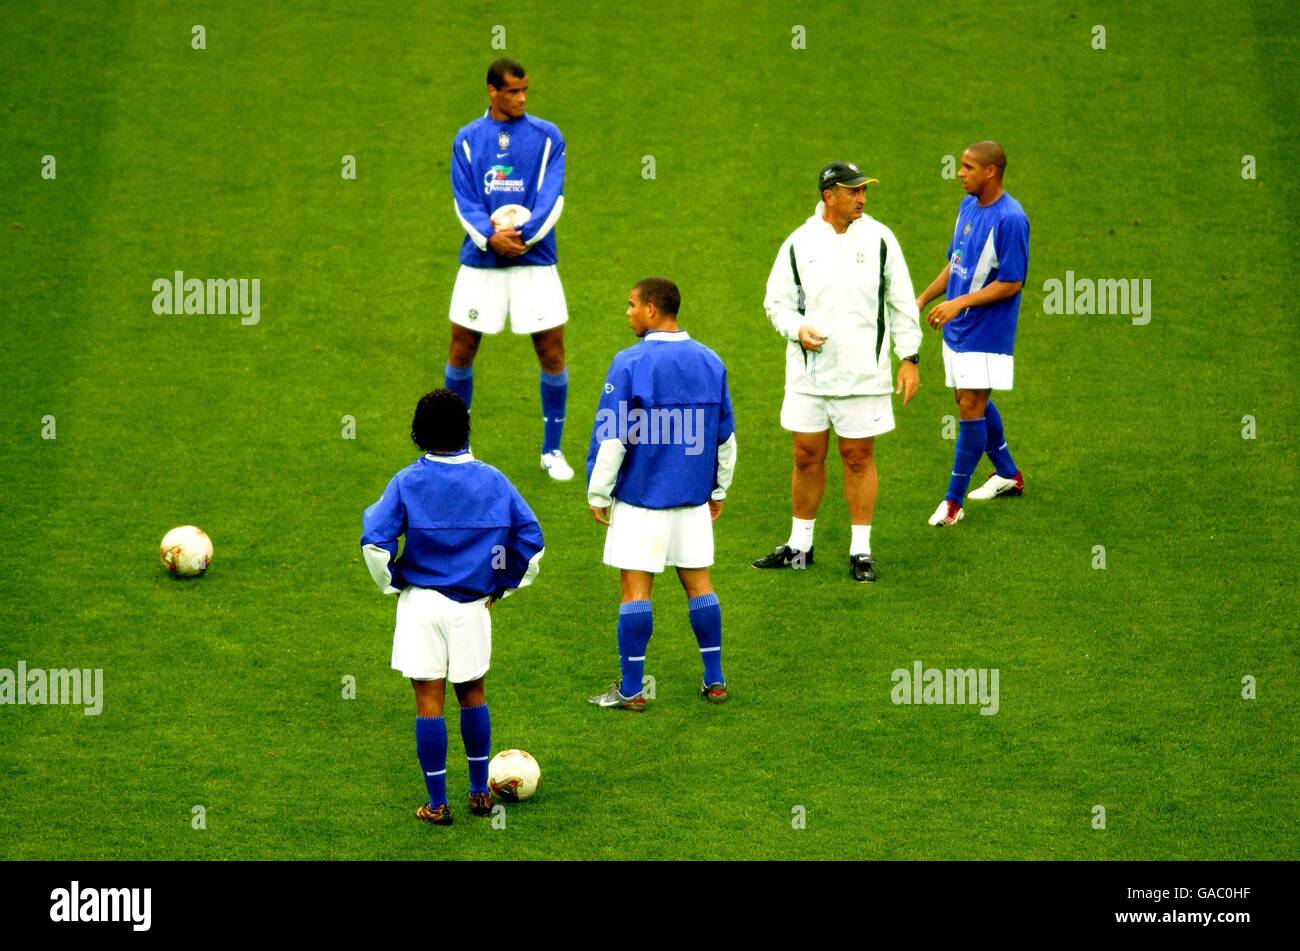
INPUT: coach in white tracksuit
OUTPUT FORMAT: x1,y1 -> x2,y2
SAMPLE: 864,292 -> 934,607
753,161 -> 922,583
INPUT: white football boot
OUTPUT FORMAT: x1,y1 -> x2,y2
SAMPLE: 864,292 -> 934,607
967,470 -> 1024,501
927,500 -> 964,526
540,450 -> 574,482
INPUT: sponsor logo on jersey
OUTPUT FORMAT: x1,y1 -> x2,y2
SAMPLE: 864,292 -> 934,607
484,164 -> 525,195
950,248 -> 969,281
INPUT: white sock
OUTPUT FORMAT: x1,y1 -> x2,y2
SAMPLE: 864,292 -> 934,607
850,524 -> 872,556
787,517 -> 815,552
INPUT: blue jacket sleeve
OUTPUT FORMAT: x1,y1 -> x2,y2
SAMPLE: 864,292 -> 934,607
361,475 -> 408,591
586,357 -> 631,485
498,486 -> 544,595
452,134 -> 493,251
717,369 -> 735,443
520,131 -> 565,246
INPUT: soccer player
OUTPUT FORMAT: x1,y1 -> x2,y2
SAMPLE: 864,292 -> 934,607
915,141 -> 1029,526
361,389 -> 545,825
585,278 -> 737,710
446,58 -> 574,481
754,162 -> 921,583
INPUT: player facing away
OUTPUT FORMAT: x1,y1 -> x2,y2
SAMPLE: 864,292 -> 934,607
361,389 -> 544,825
915,141 -> 1029,526
446,58 -> 574,481
585,278 -> 738,710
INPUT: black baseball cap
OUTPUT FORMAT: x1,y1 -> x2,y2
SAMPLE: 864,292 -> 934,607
819,161 -> 880,192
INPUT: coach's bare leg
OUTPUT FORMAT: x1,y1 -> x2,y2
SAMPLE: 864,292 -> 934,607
838,436 -> 878,524
675,566 -> 713,599
411,678 -> 446,718
619,569 -> 654,604
531,326 -> 566,374
953,387 -> 991,421
791,430 -> 829,519
452,676 -> 486,708
448,324 -> 483,369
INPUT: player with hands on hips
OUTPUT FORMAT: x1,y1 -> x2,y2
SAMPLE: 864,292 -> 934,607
361,390 -> 544,825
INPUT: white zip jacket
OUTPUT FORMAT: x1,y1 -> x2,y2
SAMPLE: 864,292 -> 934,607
764,203 -> 922,396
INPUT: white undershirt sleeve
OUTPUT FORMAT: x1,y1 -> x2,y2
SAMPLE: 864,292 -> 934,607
362,544 -> 401,595
587,439 -> 627,508
712,433 -> 737,501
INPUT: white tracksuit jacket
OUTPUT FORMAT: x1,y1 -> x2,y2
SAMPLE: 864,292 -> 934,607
764,204 -> 922,396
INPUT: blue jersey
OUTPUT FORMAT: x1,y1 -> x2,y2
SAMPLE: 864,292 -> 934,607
586,331 -> 736,510
452,112 -> 565,269
943,193 -> 1030,355
361,451 -> 544,602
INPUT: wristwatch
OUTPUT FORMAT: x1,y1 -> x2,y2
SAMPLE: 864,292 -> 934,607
902,353 -> 920,365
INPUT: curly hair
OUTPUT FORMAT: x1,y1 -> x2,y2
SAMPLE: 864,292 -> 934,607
411,389 -> 470,454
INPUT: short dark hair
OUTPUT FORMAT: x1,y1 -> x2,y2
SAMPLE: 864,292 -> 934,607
966,140 -> 1007,175
487,58 -> 526,89
411,388 -> 470,453
633,277 -> 680,316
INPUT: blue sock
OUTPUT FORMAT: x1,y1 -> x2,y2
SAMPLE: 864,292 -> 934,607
415,715 -> 448,808
444,363 -> 473,412
540,369 -> 568,454
688,593 -> 724,686
946,418 -> 988,504
983,401 -> 1018,478
459,703 -> 491,795
617,600 -> 653,698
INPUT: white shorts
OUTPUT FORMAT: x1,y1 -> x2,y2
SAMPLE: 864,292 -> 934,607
780,391 -> 895,439
449,264 -> 568,335
391,586 -> 492,683
603,500 -> 714,573
942,341 -> 1014,390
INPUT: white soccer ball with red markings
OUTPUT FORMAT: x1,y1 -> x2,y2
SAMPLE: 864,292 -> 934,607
159,525 -> 213,577
488,749 -> 541,801
489,203 -> 532,231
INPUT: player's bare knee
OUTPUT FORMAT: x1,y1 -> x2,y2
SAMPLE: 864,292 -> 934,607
840,450 -> 873,474
453,677 -> 486,708
449,328 -> 482,368
532,329 -> 565,373
412,679 -> 445,717
792,441 -> 827,470
955,388 -> 989,418
676,568 -> 713,599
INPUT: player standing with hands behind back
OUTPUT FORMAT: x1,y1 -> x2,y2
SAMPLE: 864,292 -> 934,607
916,141 -> 1029,526
446,59 -> 574,481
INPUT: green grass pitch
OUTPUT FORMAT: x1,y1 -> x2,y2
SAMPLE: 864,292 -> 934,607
1,1 -> 1296,860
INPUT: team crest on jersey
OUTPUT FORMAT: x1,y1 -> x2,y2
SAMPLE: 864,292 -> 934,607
856,251 -> 865,264
498,131 -> 510,151
467,308 -> 478,322
963,223 -> 972,235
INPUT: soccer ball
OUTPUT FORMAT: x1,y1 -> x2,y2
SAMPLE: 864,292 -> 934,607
488,749 -> 541,801
489,203 -> 532,231
159,525 -> 213,577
